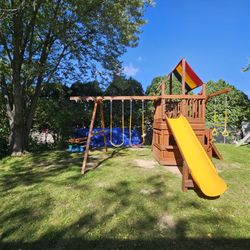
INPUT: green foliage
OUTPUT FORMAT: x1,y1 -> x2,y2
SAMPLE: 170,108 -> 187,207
33,76 -> 146,146
206,80 -> 250,130
34,82 -> 97,143
145,76 -> 182,96
105,76 -> 145,127
105,76 -> 144,96
0,0 -> 152,81
71,81 -> 104,96
0,0 -> 152,153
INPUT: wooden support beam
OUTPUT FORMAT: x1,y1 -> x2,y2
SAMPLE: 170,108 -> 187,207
181,59 -> 186,115
70,94 -> 206,102
169,73 -> 172,95
82,101 -> 98,174
202,83 -> 206,96
182,58 -> 186,95
161,80 -> 166,120
206,87 -> 232,102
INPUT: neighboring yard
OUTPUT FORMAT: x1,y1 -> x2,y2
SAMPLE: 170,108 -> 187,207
0,144 -> 249,250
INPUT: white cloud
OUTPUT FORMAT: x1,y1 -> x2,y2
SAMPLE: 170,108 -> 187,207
137,56 -> 143,61
123,63 -> 139,77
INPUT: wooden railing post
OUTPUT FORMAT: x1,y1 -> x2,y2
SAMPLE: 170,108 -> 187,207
161,80 -> 166,120
181,59 -> 186,116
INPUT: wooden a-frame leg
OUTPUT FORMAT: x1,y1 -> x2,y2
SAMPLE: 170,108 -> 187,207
100,102 -> 107,152
82,101 -> 98,174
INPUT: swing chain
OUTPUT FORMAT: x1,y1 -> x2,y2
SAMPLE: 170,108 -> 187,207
222,95 -> 229,137
212,98 -> 218,137
109,100 -> 125,147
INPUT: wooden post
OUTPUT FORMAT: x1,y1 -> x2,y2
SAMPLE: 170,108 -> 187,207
202,84 -> 206,120
169,73 -> 172,95
202,83 -> 206,95
82,101 -> 98,174
182,160 -> 188,192
181,58 -> 186,95
161,80 -> 166,120
181,59 -> 186,115
100,101 -> 107,152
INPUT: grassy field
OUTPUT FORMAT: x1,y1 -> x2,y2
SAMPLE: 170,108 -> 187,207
0,144 -> 249,250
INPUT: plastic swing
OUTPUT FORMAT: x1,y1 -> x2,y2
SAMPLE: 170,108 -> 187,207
129,100 -> 146,147
109,100 -> 125,147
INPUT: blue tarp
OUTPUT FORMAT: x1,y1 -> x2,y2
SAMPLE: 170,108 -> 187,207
68,127 -> 142,152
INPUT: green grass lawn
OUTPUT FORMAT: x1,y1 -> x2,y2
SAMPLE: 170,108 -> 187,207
0,144 -> 249,250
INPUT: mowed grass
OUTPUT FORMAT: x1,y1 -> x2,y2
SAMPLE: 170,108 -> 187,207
0,145 -> 249,250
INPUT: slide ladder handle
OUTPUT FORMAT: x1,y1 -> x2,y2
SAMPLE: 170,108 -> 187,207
109,100 -> 125,147
129,100 -> 145,147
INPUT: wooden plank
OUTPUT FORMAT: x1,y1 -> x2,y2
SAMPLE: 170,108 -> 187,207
206,87 -> 232,102
211,142 -> 223,160
202,83 -> 206,95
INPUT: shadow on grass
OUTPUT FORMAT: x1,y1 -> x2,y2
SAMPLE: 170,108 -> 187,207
0,167 -> 248,250
1,236 -> 249,250
0,150 -> 82,193
0,149 -> 248,250
86,147 -> 126,172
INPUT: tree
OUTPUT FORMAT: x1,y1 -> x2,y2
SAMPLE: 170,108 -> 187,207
0,91 -> 9,157
206,80 -> 250,130
0,0 -> 151,155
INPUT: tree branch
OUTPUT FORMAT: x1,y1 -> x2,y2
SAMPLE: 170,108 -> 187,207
21,0 -> 42,59
0,32 -> 13,62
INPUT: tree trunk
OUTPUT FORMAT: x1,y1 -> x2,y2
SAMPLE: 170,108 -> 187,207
9,89 -> 26,156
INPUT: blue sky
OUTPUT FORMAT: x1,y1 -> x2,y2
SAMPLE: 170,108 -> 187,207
121,0 -> 250,96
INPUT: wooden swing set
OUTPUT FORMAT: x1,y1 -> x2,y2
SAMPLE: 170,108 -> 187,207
70,58 -> 231,192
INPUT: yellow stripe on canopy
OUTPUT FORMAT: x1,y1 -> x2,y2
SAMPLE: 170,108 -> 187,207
176,64 -> 197,89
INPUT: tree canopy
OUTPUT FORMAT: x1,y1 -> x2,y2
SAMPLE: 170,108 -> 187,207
145,76 -> 182,96
206,80 -> 250,130
0,0 -> 151,154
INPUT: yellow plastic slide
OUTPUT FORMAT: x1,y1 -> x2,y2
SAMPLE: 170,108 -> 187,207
166,115 -> 227,197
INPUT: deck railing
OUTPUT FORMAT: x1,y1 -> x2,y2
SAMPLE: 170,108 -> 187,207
164,96 -> 206,120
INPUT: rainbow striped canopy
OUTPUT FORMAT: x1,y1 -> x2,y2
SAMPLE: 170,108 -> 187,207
172,59 -> 203,92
